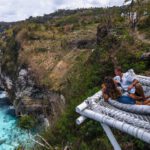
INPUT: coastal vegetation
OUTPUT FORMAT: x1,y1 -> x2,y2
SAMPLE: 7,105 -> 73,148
0,1 -> 150,149
18,115 -> 37,129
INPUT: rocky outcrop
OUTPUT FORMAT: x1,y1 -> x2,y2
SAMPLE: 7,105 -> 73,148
0,66 -> 65,124
16,68 -> 65,118
96,25 -> 108,45
0,27 -> 66,124
68,39 -> 96,49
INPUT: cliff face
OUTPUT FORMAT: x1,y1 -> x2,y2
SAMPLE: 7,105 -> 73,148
0,29 -> 66,123
0,57 -> 65,123
0,8 -> 150,149
0,8 -> 98,122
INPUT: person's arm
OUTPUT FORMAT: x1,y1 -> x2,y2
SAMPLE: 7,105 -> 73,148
102,84 -> 109,102
126,73 -> 139,91
128,79 -> 139,91
114,76 -> 120,84
102,93 -> 109,101
114,76 -> 122,88
114,79 -> 119,84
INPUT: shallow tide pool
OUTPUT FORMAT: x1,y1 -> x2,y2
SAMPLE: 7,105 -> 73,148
0,91 -> 34,150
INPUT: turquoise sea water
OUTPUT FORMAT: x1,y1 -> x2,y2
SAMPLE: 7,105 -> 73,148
0,91 -> 34,150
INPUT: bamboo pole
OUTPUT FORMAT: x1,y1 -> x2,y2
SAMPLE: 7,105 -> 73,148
101,123 -> 121,150
78,109 -> 150,144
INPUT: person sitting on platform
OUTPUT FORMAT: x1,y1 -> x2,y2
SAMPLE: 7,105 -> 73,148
102,76 -> 150,105
113,66 -> 150,101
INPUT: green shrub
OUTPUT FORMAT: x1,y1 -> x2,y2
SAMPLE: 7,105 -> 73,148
138,16 -> 150,30
28,32 -> 40,40
18,115 -> 37,129
56,15 -> 79,26
15,145 -> 24,150
138,16 -> 150,39
36,47 -> 47,52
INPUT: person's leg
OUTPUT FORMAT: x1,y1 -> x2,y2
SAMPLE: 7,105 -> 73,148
136,101 -> 142,105
142,101 -> 150,105
135,83 -> 146,100
145,96 -> 150,100
129,94 -> 143,101
143,100 -> 150,105
136,100 -> 150,105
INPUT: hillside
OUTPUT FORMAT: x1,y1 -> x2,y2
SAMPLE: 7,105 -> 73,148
0,6 -> 150,150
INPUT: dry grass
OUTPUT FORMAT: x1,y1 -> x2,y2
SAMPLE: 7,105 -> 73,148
17,23 -> 95,89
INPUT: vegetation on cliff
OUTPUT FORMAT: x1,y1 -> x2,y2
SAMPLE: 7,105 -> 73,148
18,115 -> 37,129
0,3 -> 150,150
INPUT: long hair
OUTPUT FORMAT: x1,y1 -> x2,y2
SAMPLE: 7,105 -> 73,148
103,76 -> 121,99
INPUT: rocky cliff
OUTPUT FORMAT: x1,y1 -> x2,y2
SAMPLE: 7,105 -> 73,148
0,7 -> 150,149
0,27 -> 66,124
0,8 -> 98,124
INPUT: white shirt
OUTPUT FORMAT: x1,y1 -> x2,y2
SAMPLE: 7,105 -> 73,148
114,72 -> 136,94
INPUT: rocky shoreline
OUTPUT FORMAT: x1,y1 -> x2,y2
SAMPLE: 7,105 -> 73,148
0,67 -> 66,127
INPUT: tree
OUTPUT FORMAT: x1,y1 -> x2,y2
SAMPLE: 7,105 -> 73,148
124,0 -> 149,29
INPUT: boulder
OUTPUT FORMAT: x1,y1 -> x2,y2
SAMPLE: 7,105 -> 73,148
141,52 -> 150,60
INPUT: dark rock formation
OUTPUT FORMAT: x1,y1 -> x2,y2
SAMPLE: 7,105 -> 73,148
1,67 -> 65,124
96,25 -> 108,45
15,68 -> 65,118
77,39 -> 96,49
68,39 -> 96,49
